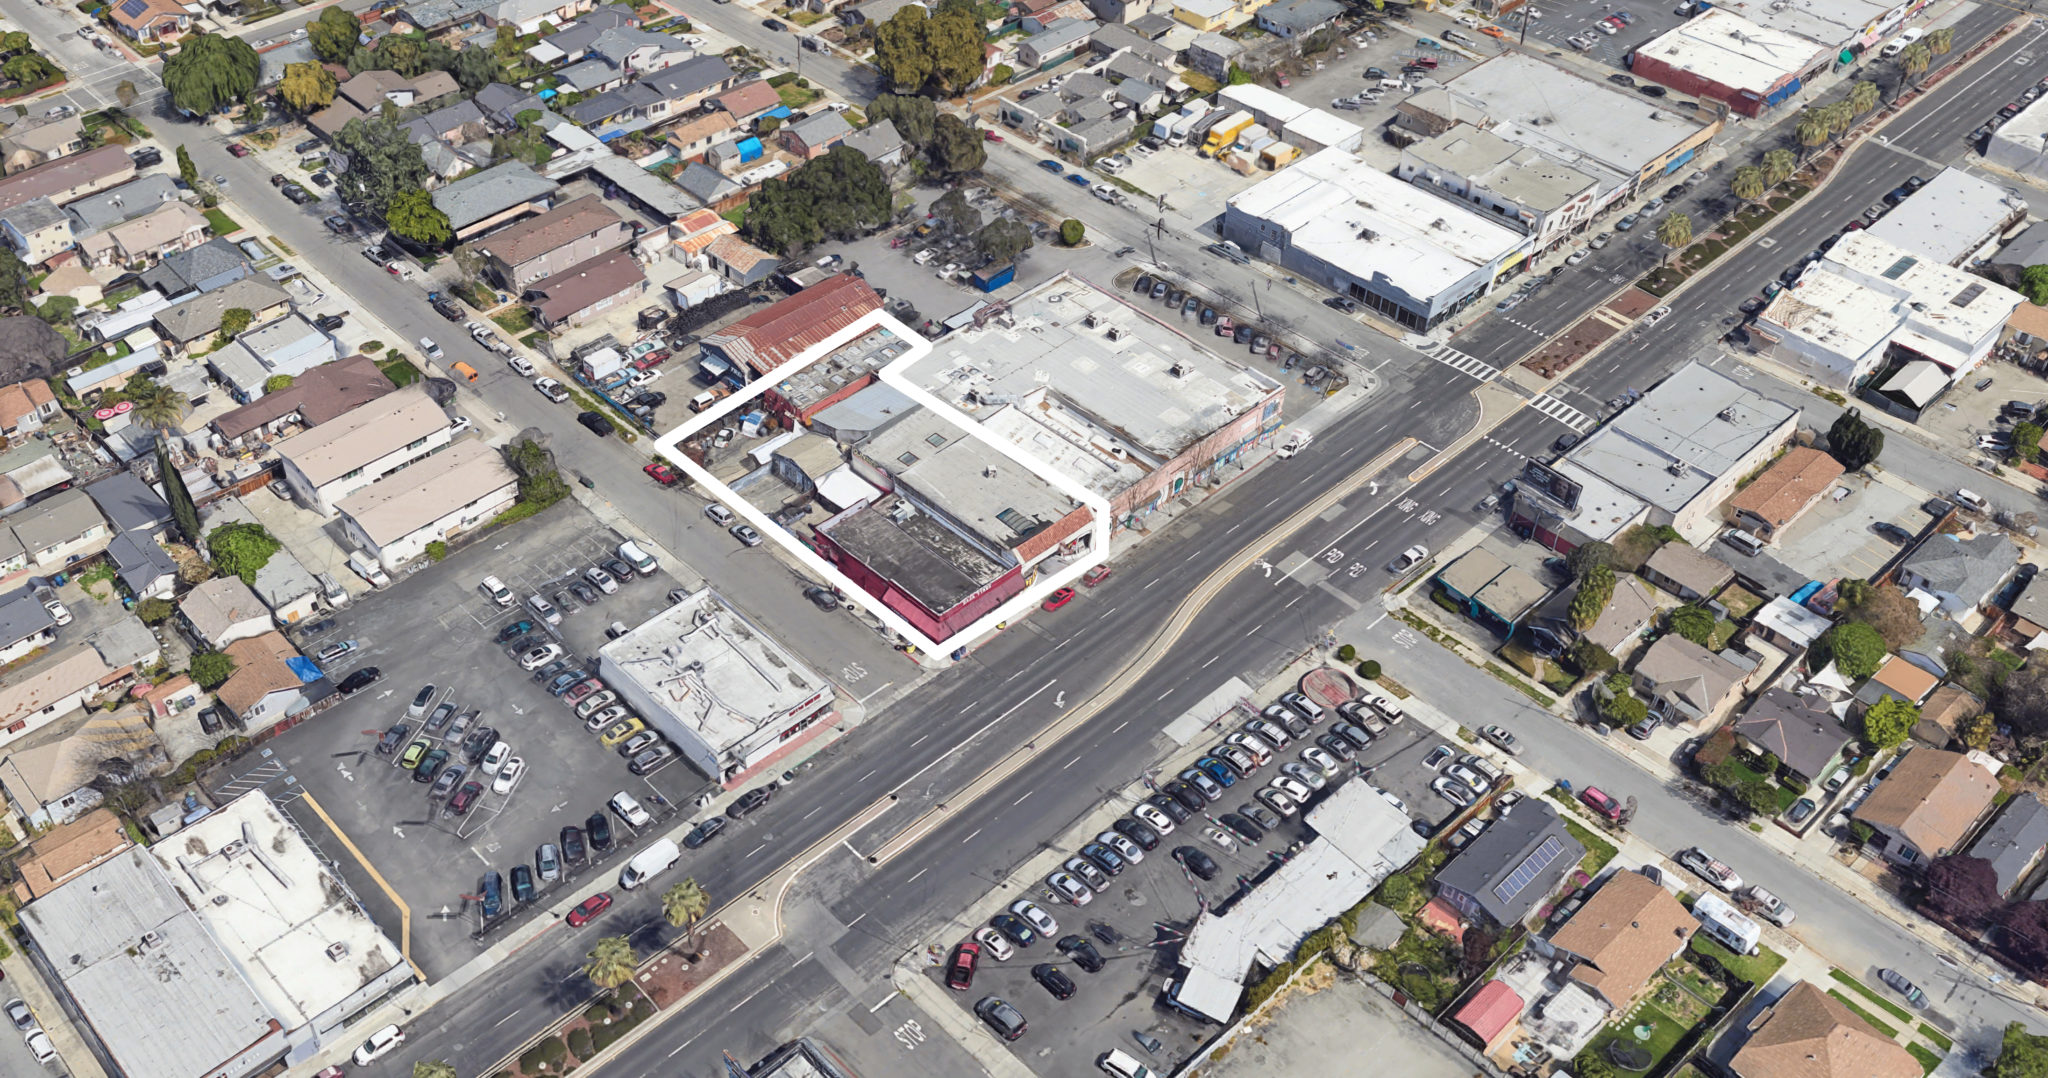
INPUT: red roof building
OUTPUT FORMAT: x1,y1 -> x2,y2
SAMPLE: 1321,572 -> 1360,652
699,274 -> 883,380
1453,980 -> 1524,1052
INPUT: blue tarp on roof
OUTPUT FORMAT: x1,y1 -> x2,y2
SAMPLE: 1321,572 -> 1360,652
288,656 -> 324,683
537,87 -> 557,100
762,106 -> 793,119
737,136 -> 764,162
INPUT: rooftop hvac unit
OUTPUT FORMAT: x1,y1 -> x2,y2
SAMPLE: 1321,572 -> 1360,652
1169,363 -> 1189,378
140,931 -> 163,950
1083,313 -> 1100,328
1667,461 -> 1687,476
326,942 -> 350,961
1105,326 -> 1126,341
1717,407 -> 1737,421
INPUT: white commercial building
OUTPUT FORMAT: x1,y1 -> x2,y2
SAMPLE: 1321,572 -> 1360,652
1751,231 -> 2022,403
1866,167 -> 2027,267
20,791 -> 411,1078
1987,96 -> 2048,187
1438,53 -> 1719,188
1222,148 -> 1532,331
1399,123 -> 1610,255
1627,9 -> 1831,117
337,440 -> 519,570
274,385 -> 456,516
1216,83 -> 1364,153
597,589 -> 839,788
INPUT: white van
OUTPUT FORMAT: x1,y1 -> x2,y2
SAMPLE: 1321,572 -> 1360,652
1954,488 -> 1989,513
1356,685 -> 1405,723
619,838 -> 680,889
1098,1049 -> 1156,1078
1720,529 -> 1765,557
347,550 -> 390,587
617,540 -> 658,576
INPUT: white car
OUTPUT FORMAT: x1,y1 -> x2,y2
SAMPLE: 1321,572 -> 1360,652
1131,803 -> 1176,834
585,566 -> 619,594
518,643 -> 564,670
419,336 -> 443,360
705,503 -> 736,526
1280,761 -> 1328,791
1255,787 -> 1298,817
467,320 -> 490,341
1091,183 -> 1118,202
1565,249 -> 1589,265
1372,786 -> 1408,814
973,926 -> 1016,961
1010,899 -> 1059,937
481,741 -> 511,774
1226,731 -> 1275,765
493,757 -> 525,794
352,1024 -> 406,1066
1388,545 -> 1430,573
508,355 -> 536,377
526,593 -> 561,626
1271,775 -> 1316,801
1047,870 -> 1094,905
1202,826 -> 1237,850
584,705 -> 629,732
913,248 -> 937,264
26,1029 -> 57,1064
575,691 -> 619,719
936,262 -> 961,279
631,368 -> 662,388
1299,747 -> 1343,776
1679,847 -> 1743,891
450,415 -> 473,436
1097,831 -> 1145,863
533,377 -> 569,403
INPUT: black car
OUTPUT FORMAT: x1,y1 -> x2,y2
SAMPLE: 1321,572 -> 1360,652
300,618 -> 336,636
1219,813 -> 1264,844
294,138 -> 323,153
803,586 -> 842,610
1637,84 -> 1667,98
1873,521 -> 1915,544
761,16 -> 785,29
1133,274 -> 1155,295
130,147 -> 163,168
547,671 -> 587,694
990,913 -> 1037,947
375,722 -> 410,755
530,659 -> 569,684
1080,842 -> 1127,876
1112,817 -> 1160,850
496,619 -> 536,643
586,811 -> 613,853
634,391 -> 667,409
462,726 -> 497,764
413,749 -> 449,783
570,581 -> 599,605
683,817 -> 728,848
480,871 -> 503,918
560,825 -> 588,867
603,557 -> 636,582
282,184 -> 313,204
1162,780 -> 1207,813
338,667 -> 382,694
1056,934 -> 1104,973
1147,793 -> 1194,824
1031,964 -> 1076,1000
510,864 -> 536,904
314,314 -> 345,332
1173,845 -> 1219,880
578,411 -> 615,437
727,788 -> 772,819
974,996 -> 1027,1041
425,702 -> 457,733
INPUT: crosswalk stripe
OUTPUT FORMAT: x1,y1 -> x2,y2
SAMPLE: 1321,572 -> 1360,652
1417,343 -> 1502,381
1528,393 -> 1594,432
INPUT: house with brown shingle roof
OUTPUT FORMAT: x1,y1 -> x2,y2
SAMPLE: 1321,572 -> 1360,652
1631,634 -> 1751,725
701,274 -> 883,378
6,808 -> 132,902
216,632 -> 316,728
1641,542 -> 1736,602
0,378 -> 59,440
709,80 -> 784,125
1544,869 -> 1696,1011
108,0 -> 191,42
1855,655 -> 1938,709
474,194 -> 630,290
1729,981 -> 1919,1078
1726,447 -> 1844,542
1853,748 -> 1998,867
526,248 -> 648,330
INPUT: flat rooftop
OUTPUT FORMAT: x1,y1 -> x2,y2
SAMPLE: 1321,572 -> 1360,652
1629,9 -> 1823,93
597,589 -> 832,755
772,326 -> 915,414
862,406 -> 1080,554
818,495 -> 1008,614
1564,360 -> 1796,513
1865,167 -> 2026,267
1445,52 -> 1711,176
905,274 -> 1282,494
1766,231 -> 2023,367
1735,0 -> 1900,51
1226,149 -> 1529,298
1406,123 -> 1606,214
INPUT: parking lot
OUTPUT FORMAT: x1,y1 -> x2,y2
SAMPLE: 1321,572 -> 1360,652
1510,0 -> 1691,73
224,503 -> 712,979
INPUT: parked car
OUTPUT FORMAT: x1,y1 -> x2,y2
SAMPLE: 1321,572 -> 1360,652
1678,847 -> 1742,891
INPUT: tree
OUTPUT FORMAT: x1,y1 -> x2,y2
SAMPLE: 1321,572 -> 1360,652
1837,581 -> 1924,650
1571,1050 -> 1620,1078
413,1063 -> 457,1078
989,63 -> 1013,84
1995,663 -> 2048,739
1567,637 -> 1618,676
1826,408 -> 1884,470
1899,40 -> 1931,85
0,32 -> 28,54
1653,212 -> 1692,265
873,7 -> 937,93
1566,539 -> 1614,578
208,521 -> 282,586
241,98 -> 267,126
1762,147 -> 1796,187
866,93 -> 937,147
1668,604 -> 1714,646
1927,26 -> 1953,58
176,144 -> 198,190
218,307 -> 253,338
740,146 -> 891,255
157,439 -> 201,542
1848,78 -> 1880,119
1961,711 -> 1997,751
1795,108 -> 1831,159
1921,854 -> 2003,926
663,878 -> 711,954
1569,564 -> 1615,630
1459,926 -> 1497,979
453,46 -> 502,93
2,55 -> 58,85
280,62 -> 337,112
2021,266 -> 2048,306
975,217 -> 1032,264
582,934 -> 638,990
872,7 -> 985,95
1862,696 -> 1917,750
0,249 -> 27,317
1813,622 -> 1885,680
386,189 -> 453,245
2014,420 -> 2044,464
1823,98 -> 1854,145
930,188 -> 981,236
1988,1021 -> 2048,1078
926,9 -> 987,94
309,6 -> 363,64
127,379 -> 189,432
263,374 -> 294,394
1060,218 -> 1084,246
367,34 -> 453,80
116,80 -> 138,108
333,115 -> 431,217
2002,902 -> 2048,979
190,651 -> 236,689
1599,688 -> 1647,727
135,597 -> 174,625
1730,165 -> 1765,207
928,113 -> 986,178
162,33 -> 261,116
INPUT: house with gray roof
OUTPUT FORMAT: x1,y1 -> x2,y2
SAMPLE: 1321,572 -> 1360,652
780,111 -> 854,159
1019,18 -> 1098,71
105,530 -> 176,600
588,25 -> 694,75
1632,634 -> 1751,725
12,489 -> 110,570
1898,533 -> 2021,621
677,161 -> 743,206
395,0 -> 495,35
1089,23 -> 1179,66
1186,32 -> 1243,80
0,200 -> 74,266
1968,793 -> 2048,897
524,5 -> 631,62
1433,798 -> 1582,927
841,119 -> 907,167
474,83 -> 550,129
63,174 -> 180,235
1256,0 -> 1342,36
1731,688 -> 1849,784
431,162 -> 560,240
152,276 -> 291,354
0,592 -> 56,665
843,0 -> 927,25
84,472 -> 171,538
557,58 -> 625,95
559,56 -> 738,139
139,236 -> 252,300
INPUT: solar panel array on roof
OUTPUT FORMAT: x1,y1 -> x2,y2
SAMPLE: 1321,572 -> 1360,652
1493,835 -> 1565,903
119,0 -> 149,16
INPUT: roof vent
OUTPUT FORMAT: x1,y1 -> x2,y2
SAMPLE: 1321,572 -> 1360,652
1667,461 -> 1686,476
326,942 -> 350,961
1717,407 -> 1736,421
140,931 -> 163,950
211,894 -> 229,906
1169,363 -> 1188,378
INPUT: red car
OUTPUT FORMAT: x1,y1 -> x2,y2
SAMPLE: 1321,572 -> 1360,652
644,462 -> 681,486
448,781 -> 483,815
945,941 -> 980,990
228,143 -> 250,158
633,350 -> 671,371
983,130 -> 1004,142
566,892 -> 613,927
1579,785 -> 1625,821
1042,587 -> 1076,611
1082,565 -> 1112,588
564,679 -> 603,705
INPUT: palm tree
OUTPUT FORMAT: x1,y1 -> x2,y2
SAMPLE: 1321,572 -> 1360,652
1654,212 -> 1693,266
662,878 -> 710,937
1824,99 -> 1855,145
1795,109 -> 1831,159
1762,148 -> 1796,188
582,935 -> 638,991
1899,40 -> 1931,86
1730,165 -> 1765,208
1848,79 -> 1880,119
1928,26 -> 1953,58
126,380 -> 189,433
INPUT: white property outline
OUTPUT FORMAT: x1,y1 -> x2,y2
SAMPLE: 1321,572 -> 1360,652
653,309 -> 1114,658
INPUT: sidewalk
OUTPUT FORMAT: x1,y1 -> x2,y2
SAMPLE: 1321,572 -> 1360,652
0,946 -> 109,1078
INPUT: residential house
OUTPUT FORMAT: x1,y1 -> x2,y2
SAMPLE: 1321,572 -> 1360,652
1543,870 -> 1696,1011
1747,595 -> 1833,653
676,161 -> 745,211
1633,634 -> 1750,725
1172,0 -> 1234,29
1105,55 -> 1175,113
701,274 -> 885,380
665,111 -> 740,161
1854,748 -> 1999,866
11,490 -> 110,571
0,201 -> 75,266
63,174 -> 181,237
338,440 -> 519,569
140,674 -> 201,726
1641,542 -> 1735,602
37,262 -> 100,306
1726,448 -> 1845,544
521,5 -> 632,63
0,380 -> 59,441
77,199 -> 209,270
274,386 -> 456,517
1896,533 -> 2020,620
306,99 -> 367,141
474,194 -> 631,291
105,533 -> 176,600
780,111 -> 855,160
403,99 -> 488,147
139,236 -> 253,300
1966,793 -> 2048,898
431,162 -> 561,242
842,0 -> 928,25
1021,0 -> 1096,28
0,595 -> 57,667
0,645 -> 117,750
1256,0 -> 1341,37
1728,981 -> 1919,1078
1731,688 -> 1850,784
526,249 -> 649,330
4,808 -> 133,901
703,235 -> 779,288
0,146 -> 136,217
336,70 -> 460,114
394,0 -> 497,38
216,632 -> 320,730
109,0 -> 191,42
179,577 -> 276,651
0,709 -> 163,830
203,500 -> 321,625
83,472 -> 171,541
1186,32 -> 1244,80
1918,684 -> 1985,746
152,276 -> 292,357
1570,574 -> 1658,659
1088,23 -> 1179,66
0,118 -> 87,176
560,56 -> 740,140
2008,573 -> 2048,643
473,83 -> 551,129
208,355 -> 395,452
1856,655 -> 1939,709
842,119 -> 908,168
587,25 -> 695,77
709,81 -> 784,127
494,0 -> 598,35
1432,799 -> 1584,928
1018,19 -> 1100,71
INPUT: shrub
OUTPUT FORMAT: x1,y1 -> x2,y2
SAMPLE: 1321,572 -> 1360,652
425,540 -> 449,562
990,63 -> 1013,84
518,1036 -> 566,1073
1060,218 -> 1084,246
582,1003 -> 610,1022
362,340 -> 384,353
629,998 -> 652,1023
1336,644 -> 1356,662
1359,660 -> 1381,679
566,1028 -> 594,1060
591,1021 -> 627,1052
135,597 -> 174,625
